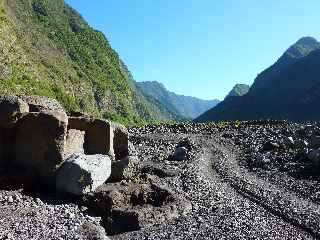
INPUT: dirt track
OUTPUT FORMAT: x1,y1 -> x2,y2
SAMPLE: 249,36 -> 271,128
1,122 -> 319,240
116,123 -> 319,239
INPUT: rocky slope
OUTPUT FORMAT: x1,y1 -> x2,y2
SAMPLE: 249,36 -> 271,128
196,37 -> 320,122
225,83 -> 250,99
0,0 -> 180,124
136,81 -> 220,119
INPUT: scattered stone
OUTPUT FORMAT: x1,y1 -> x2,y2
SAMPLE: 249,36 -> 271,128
7,196 -> 13,203
262,141 -> 280,151
171,147 -> 188,161
177,138 -> 194,151
309,135 -> 320,149
283,136 -> 294,147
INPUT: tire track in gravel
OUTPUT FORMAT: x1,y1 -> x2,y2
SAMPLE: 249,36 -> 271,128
206,138 -> 320,239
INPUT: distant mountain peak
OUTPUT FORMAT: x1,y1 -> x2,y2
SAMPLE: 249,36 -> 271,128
195,36 -> 320,123
285,36 -> 320,59
295,36 -> 318,45
225,84 -> 250,99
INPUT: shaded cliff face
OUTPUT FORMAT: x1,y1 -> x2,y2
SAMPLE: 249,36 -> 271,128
135,81 -> 220,119
196,37 -> 320,122
0,0 -> 178,124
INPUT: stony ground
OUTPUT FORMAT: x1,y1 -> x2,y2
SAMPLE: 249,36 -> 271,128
2,121 -> 320,239
0,187 -> 108,239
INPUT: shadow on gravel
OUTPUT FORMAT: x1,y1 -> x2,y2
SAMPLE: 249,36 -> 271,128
288,165 -> 320,180
0,168 -> 84,206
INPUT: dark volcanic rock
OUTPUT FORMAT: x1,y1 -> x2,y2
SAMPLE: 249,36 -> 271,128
170,147 -> 188,161
84,182 -> 191,235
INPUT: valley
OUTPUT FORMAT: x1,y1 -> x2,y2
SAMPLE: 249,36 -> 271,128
1,0 -> 320,239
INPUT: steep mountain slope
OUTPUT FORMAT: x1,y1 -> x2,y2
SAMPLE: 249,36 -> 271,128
136,81 -> 220,119
225,84 -> 250,99
0,0 -> 176,124
196,37 -> 320,122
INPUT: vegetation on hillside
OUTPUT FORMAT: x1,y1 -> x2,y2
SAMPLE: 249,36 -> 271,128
0,0 -> 178,125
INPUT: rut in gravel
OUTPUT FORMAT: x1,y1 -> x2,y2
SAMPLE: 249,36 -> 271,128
205,137 -> 320,238
117,129 -> 315,240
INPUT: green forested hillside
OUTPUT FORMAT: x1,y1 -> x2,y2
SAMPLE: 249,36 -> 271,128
0,0 -> 177,124
136,81 -> 220,119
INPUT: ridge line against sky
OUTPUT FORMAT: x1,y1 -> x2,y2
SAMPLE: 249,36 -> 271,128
65,0 -> 320,100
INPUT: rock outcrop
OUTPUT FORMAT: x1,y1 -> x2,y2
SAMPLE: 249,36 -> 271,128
0,95 -> 130,194
12,111 -> 68,181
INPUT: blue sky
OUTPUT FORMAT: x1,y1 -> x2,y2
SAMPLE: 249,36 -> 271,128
66,0 -> 320,100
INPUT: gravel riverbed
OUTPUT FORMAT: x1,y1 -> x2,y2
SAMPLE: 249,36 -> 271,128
1,121 -> 320,239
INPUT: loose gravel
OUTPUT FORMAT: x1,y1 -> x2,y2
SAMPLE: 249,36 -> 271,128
1,121 -> 320,240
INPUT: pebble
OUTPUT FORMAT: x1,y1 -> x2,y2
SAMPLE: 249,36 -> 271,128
7,196 -> 14,203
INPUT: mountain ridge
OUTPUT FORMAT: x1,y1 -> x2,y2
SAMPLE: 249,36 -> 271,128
136,81 -> 220,119
195,36 -> 320,122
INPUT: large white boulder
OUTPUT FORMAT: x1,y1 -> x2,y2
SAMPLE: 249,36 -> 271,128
56,153 -> 111,195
